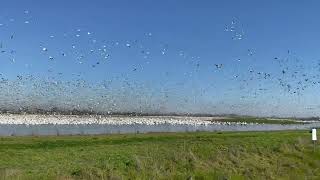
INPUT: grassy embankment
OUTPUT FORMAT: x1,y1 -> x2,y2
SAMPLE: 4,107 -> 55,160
0,131 -> 319,179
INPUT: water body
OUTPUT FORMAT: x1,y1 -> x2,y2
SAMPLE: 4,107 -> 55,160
0,123 -> 318,136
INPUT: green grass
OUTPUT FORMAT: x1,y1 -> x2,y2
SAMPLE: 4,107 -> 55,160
212,117 -> 303,124
0,131 -> 319,179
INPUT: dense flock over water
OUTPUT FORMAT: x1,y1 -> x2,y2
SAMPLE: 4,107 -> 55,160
0,114 -> 317,136
1,10 -> 320,133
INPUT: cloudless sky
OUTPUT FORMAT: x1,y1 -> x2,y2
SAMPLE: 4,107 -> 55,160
1,0 -> 320,117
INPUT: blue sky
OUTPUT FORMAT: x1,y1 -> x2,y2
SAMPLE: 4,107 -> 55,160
1,0 -> 320,117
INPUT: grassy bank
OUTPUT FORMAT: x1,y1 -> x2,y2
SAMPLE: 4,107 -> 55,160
0,131 -> 319,179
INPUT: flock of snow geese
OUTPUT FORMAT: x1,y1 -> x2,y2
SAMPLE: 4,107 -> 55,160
0,10 -> 319,126
0,114 -> 253,126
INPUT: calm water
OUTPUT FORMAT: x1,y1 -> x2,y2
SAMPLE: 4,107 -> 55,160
0,123 -> 319,136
